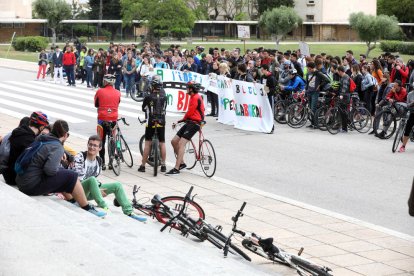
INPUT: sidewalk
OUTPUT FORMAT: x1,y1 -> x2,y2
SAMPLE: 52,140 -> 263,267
1,112 -> 414,275
0,58 -> 37,72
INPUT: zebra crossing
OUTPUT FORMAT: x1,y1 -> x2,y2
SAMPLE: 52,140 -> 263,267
0,80 -> 181,124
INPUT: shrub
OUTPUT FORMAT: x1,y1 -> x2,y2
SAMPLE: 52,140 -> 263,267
13,36 -> 48,52
400,43 -> 414,55
78,36 -> 88,44
380,40 -> 402,52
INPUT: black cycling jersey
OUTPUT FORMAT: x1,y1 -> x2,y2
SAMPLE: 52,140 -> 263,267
142,88 -> 167,127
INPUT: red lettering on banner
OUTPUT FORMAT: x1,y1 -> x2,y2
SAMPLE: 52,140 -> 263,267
183,93 -> 190,110
177,91 -> 191,111
243,104 -> 249,116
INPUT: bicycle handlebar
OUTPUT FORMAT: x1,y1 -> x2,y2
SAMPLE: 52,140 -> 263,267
117,117 -> 129,126
232,201 -> 246,223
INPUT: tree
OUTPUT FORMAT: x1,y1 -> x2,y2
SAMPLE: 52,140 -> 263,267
257,0 -> 294,15
121,0 -> 195,42
32,0 -> 72,45
89,0 -> 122,40
221,0 -> 246,21
349,12 -> 400,57
259,6 -> 301,49
378,0 -> 414,38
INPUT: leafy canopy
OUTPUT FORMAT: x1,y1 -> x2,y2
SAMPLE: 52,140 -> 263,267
257,0 -> 294,15
32,0 -> 72,28
377,0 -> 414,23
88,0 -> 121,20
259,6 -> 302,38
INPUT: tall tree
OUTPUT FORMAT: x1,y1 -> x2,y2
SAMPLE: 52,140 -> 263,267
349,12 -> 400,57
121,0 -> 195,42
221,0 -> 246,21
89,0 -> 122,40
257,0 -> 294,15
32,0 -> 72,46
259,6 -> 301,49
377,0 -> 414,38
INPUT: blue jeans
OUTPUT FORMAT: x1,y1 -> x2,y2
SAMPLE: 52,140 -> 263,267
309,91 -> 319,125
115,74 -> 121,91
65,65 -> 75,85
124,73 -> 135,95
86,67 -> 93,87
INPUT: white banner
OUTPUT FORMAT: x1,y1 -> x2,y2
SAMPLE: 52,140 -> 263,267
154,69 -> 273,133
237,25 -> 250,39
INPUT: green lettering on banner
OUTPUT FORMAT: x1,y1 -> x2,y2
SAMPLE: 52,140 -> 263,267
156,69 -> 163,80
166,94 -> 173,105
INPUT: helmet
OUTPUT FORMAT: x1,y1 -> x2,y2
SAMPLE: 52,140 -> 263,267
30,111 -> 49,127
288,68 -> 297,75
151,76 -> 163,89
187,81 -> 203,93
103,74 -> 116,86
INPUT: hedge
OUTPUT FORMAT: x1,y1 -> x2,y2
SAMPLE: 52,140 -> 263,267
13,36 -> 48,52
380,40 -> 414,55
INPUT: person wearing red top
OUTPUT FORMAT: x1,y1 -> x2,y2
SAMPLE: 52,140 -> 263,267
167,81 -> 205,175
94,74 -> 121,170
63,46 -> 76,86
390,58 -> 409,87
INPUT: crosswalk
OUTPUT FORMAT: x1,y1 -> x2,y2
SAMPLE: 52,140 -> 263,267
0,80 -> 181,124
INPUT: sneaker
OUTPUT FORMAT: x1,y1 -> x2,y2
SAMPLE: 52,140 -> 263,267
306,124 -> 315,128
166,168 -> 180,175
340,129 -> 348,133
87,206 -> 106,218
161,165 -> 166,172
102,165 -> 106,171
129,213 -> 147,222
368,130 -> 375,135
108,164 -> 113,170
179,163 -> 187,170
398,146 -> 406,153
377,131 -> 386,139
138,165 -> 145,172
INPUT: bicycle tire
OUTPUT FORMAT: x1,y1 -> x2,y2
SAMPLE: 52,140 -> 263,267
315,106 -> 328,131
153,139 -> 159,177
184,140 -> 197,170
373,110 -> 397,139
119,135 -> 133,167
109,138 -> 121,176
202,227 -> 251,261
200,139 -> 217,178
153,196 -> 205,227
274,100 -> 287,124
351,106 -> 372,133
139,134 -> 157,167
325,107 -> 341,135
130,79 -> 149,102
291,255 -> 333,276
392,120 -> 405,153
287,103 -> 308,128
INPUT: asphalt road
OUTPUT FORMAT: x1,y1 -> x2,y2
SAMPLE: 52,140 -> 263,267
1,67 -> 413,236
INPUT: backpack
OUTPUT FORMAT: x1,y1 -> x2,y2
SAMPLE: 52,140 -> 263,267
349,78 -> 357,93
14,140 -> 60,175
0,133 -> 11,173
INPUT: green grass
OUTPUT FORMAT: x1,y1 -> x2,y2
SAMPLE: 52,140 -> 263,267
2,42 -> 413,63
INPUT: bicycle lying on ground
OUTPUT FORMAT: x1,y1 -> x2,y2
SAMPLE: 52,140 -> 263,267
104,117 -> 133,176
138,117 -> 163,176
174,121 -> 217,178
227,202 -> 333,276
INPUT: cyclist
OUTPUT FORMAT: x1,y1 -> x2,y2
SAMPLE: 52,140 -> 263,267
279,68 -> 306,94
167,81 -> 205,176
94,74 -> 121,170
397,88 -> 414,153
138,76 -> 168,173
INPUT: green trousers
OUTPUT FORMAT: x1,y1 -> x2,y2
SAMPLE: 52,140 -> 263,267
81,176 -> 133,215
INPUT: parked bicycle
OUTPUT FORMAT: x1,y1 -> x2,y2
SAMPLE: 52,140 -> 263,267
229,202 -> 333,276
138,117 -> 162,176
373,100 -> 406,139
131,75 -> 151,102
392,107 -> 414,152
105,117 -> 133,176
173,121 -> 217,178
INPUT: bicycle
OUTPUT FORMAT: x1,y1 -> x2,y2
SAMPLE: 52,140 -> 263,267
104,117 -> 133,176
325,95 -> 372,135
114,185 -> 205,227
159,187 -> 251,261
392,107 -> 414,152
173,121 -> 217,178
273,92 -> 297,124
131,75 -> 151,102
373,100 -> 406,139
229,202 -> 333,276
138,117 -> 163,176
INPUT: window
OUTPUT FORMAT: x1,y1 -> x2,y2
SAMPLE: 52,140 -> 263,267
307,0 -> 315,6
306,15 -> 314,20
1,23 -> 13,28
305,25 -> 313,37
13,23 -> 25,28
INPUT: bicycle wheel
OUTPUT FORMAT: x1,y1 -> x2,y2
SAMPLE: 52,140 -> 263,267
352,106 -> 372,133
392,120 -> 405,153
287,103 -> 308,128
200,139 -> 216,178
153,139 -> 159,177
291,255 -> 333,276
274,100 -> 287,124
373,110 -> 397,139
325,107 -> 341,135
130,79 -> 148,102
108,138 -> 121,176
153,196 -> 205,226
315,106 -> 328,131
184,140 -> 197,170
119,136 -> 133,167
202,227 -> 251,261
139,134 -> 156,167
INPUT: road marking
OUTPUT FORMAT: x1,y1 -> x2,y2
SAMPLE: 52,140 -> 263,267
0,107 -> 28,120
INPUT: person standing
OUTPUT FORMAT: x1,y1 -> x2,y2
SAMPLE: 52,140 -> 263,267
337,66 -> 352,133
53,46 -> 64,84
122,51 -> 136,97
63,46 -> 76,86
79,46 -> 87,84
93,51 -> 106,88
260,64 -> 276,134
84,49 -> 95,88
36,49 -> 48,81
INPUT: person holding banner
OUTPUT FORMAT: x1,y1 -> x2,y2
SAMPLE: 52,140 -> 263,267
167,81 -> 205,176
260,64 -> 276,134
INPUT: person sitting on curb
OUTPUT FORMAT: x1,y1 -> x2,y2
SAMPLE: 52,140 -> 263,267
70,134 -> 146,222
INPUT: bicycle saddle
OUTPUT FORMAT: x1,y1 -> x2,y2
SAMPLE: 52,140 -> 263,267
151,194 -> 162,205
259,238 -> 280,254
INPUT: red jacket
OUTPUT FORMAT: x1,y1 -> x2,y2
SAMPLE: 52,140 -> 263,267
390,65 -> 409,86
182,93 -> 204,123
62,52 -> 76,66
386,87 -> 407,102
94,86 -> 121,121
